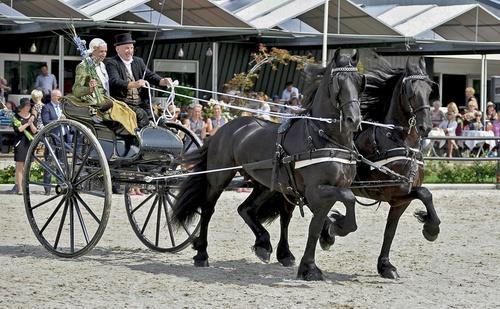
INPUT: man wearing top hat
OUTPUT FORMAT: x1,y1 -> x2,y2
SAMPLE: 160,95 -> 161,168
106,33 -> 172,127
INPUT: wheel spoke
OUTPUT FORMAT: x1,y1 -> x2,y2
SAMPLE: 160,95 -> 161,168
69,196 -> 75,253
58,126 -> 71,179
39,195 -> 67,234
131,192 -> 156,215
155,194 -> 162,247
28,181 -> 59,188
74,193 -> 101,224
71,130 -> 79,175
141,195 -> 159,235
73,196 -> 89,245
183,139 -> 194,153
53,199 -> 70,250
72,144 -> 92,182
78,190 -> 106,199
32,155 -> 65,183
30,194 -> 61,211
162,193 -> 176,247
43,137 -> 67,180
74,169 -> 102,187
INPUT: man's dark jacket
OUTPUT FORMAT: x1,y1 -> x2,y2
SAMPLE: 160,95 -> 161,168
105,55 -> 162,104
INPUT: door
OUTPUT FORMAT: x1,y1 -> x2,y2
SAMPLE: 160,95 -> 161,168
442,74 -> 466,108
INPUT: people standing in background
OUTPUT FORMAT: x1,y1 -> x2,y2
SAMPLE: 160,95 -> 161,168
430,100 -> 445,128
40,89 -> 63,195
281,81 -> 299,102
486,102 -> 497,122
0,76 -> 10,104
35,64 -> 57,97
30,89 -> 45,132
464,87 -> 477,108
256,92 -> 271,121
12,98 -> 37,195
189,103 -> 207,140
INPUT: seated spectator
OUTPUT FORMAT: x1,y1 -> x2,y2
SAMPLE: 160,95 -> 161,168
447,102 -> 463,136
207,104 -> 226,136
466,111 -> 484,131
466,99 -> 479,113
431,100 -> 445,127
256,93 -> 271,121
486,101 -> 497,122
281,81 -> 299,102
439,111 -> 458,157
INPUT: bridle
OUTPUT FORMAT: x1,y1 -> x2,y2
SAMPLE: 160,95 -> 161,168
328,65 -> 363,123
401,74 -> 433,134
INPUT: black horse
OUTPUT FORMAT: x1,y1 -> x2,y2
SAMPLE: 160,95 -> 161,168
172,49 -> 365,281
253,57 -> 441,279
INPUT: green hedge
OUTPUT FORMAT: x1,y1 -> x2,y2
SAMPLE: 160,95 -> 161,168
0,164 -> 44,184
424,161 -> 497,183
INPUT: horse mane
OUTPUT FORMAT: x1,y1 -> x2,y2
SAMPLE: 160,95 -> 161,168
299,62 -> 331,114
361,62 -> 404,122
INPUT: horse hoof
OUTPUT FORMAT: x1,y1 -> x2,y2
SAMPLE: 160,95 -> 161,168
254,246 -> 271,263
319,235 -> 335,251
379,268 -> 399,280
278,256 -> 296,267
194,259 -> 209,267
297,263 -> 325,281
422,225 -> 439,242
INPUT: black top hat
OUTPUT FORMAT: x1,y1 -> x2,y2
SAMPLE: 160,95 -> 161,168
114,33 -> 136,46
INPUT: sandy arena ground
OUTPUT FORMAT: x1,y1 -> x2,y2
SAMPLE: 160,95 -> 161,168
0,189 -> 499,308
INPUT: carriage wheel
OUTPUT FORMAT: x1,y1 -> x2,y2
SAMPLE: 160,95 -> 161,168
125,123 -> 202,252
24,119 -> 112,258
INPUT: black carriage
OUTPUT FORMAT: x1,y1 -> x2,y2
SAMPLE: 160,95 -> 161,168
23,98 -> 203,257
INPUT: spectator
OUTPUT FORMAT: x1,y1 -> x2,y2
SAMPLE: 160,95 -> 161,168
486,102 -> 497,122
465,87 -> 477,108
189,104 -> 207,140
447,102 -> 463,136
0,76 -> 10,104
207,104 -> 226,136
35,64 -> 57,97
256,93 -> 271,121
30,89 -> 45,132
431,100 -> 445,127
40,89 -> 63,195
281,81 -> 299,102
492,112 -> 500,136
466,111 -> 484,131
439,111 -> 458,158
466,99 -> 479,113
12,98 -> 38,195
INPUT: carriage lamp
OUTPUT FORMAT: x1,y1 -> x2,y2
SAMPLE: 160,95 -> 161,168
30,42 -> 37,53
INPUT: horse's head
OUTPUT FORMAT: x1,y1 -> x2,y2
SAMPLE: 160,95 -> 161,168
328,49 -> 365,132
401,57 -> 439,137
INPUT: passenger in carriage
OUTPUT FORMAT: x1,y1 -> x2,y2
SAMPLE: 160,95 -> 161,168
72,38 -> 138,135
105,33 -> 173,128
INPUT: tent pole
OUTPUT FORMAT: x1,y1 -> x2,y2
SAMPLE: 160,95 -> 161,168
480,54 -> 487,125
58,35 -> 64,94
322,0 -> 329,68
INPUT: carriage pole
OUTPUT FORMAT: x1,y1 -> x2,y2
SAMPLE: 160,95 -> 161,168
322,0 -> 329,68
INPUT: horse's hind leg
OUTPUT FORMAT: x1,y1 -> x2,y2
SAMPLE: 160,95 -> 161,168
276,201 -> 296,267
411,187 -> 441,241
377,202 -> 409,279
237,186 -> 275,263
192,172 -> 233,267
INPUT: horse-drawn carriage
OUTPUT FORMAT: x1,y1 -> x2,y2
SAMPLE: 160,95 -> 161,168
23,97 -> 203,257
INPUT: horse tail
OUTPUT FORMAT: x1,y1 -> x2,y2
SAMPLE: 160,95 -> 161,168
256,193 -> 286,225
171,138 -> 210,228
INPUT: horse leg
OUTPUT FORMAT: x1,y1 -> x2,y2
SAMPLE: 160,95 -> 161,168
411,187 -> 441,241
297,186 -> 355,281
237,187 -> 276,263
377,202 -> 409,279
319,202 -> 337,251
192,172 -> 232,267
276,201 -> 296,267
320,185 -> 358,237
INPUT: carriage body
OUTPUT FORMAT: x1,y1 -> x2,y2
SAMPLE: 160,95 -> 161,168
23,99 -> 202,257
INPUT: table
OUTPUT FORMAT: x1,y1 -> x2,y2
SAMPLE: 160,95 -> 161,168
461,130 -> 495,150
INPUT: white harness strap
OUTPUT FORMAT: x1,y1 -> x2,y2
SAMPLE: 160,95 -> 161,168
295,157 -> 357,169
369,156 -> 424,170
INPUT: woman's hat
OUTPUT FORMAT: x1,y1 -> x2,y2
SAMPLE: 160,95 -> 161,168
487,101 -> 495,107
18,98 -> 32,109
114,33 -> 136,46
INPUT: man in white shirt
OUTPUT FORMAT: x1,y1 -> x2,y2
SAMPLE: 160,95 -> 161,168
35,64 -> 57,97
281,81 -> 299,102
